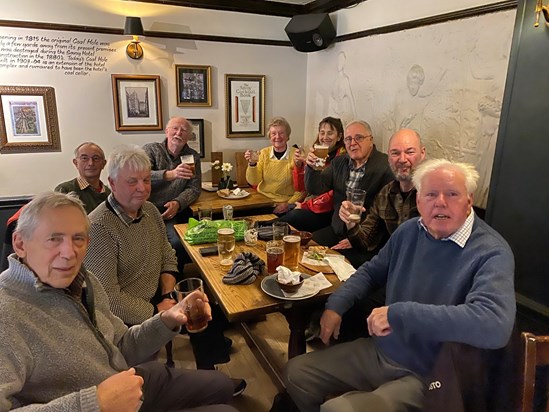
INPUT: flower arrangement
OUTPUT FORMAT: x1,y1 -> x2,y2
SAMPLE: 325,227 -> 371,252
212,160 -> 234,189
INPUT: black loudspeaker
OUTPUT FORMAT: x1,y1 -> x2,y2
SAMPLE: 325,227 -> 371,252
285,13 -> 336,53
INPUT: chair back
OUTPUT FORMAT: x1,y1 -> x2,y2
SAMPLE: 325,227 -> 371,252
521,332 -> 549,412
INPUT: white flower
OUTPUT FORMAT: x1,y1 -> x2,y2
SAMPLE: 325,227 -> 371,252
212,161 -> 233,179
221,163 -> 233,173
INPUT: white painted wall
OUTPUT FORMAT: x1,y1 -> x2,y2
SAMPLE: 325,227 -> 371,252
0,0 -> 514,202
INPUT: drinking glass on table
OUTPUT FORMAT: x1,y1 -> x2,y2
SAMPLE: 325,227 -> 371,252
180,154 -> 195,176
272,221 -> 289,241
172,278 -> 208,333
223,204 -> 233,221
243,218 -> 258,246
198,207 -> 212,221
283,234 -> 301,271
266,240 -> 285,274
217,228 -> 235,267
346,189 -> 366,223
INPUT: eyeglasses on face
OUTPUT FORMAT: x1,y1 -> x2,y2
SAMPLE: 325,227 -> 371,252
77,155 -> 104,163
343,134 -> 372,144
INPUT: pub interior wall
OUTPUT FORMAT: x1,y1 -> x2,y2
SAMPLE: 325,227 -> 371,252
1,0 -> 510,197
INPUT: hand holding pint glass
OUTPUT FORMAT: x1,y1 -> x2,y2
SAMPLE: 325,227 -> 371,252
172,278 -> 209,333
312,144 -> 329,170
180,154 -> 195,177
244,150 -> 260,165
346,189 -> 366,224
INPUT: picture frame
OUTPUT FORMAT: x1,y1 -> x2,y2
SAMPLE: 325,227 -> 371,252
187,118 -> 205,158
0,86 -> 61,154
225,74 -> 265,138
111,74 -> 163,132
175,65 -> 212,107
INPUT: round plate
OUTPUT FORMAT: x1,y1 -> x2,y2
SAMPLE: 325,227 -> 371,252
261,274 -> 320,301
217,190 -> 250,199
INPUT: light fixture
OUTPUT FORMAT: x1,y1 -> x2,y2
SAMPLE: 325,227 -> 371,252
534,0 -> 549,28
124,16 -> 144,60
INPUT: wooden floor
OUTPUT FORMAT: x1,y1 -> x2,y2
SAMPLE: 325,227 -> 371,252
158,312 -> 294,412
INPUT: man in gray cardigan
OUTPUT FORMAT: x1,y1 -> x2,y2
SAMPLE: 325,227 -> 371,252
0,191 -> 235,411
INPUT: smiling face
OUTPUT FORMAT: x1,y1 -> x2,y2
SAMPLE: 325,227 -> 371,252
388,130 -> 425,183
13,205 -> 89,288
165,117 -> 192,156
72,144 -> 106,182
344,123 -> 374,167
416,167 -> 473,239
109,165 -> 151,217
269,125 -> 289,152
318,122 -> 342,150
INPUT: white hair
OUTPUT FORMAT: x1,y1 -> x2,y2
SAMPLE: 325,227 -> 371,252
412,158 -> 479,194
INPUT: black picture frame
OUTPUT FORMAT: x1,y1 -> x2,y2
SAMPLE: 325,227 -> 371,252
187,118 -> 205,158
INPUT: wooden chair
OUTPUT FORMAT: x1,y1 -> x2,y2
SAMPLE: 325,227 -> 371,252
521,332 -> 549,412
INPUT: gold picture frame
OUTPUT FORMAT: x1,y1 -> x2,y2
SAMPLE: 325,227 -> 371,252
176,65 -> 212,107
0,85 -> 61,154
111,74 -> 163,132
225,74 -> 265,138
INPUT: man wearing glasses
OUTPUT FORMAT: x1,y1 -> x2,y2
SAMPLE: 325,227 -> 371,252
304,120 -> 394,264
55,142 -> 110,214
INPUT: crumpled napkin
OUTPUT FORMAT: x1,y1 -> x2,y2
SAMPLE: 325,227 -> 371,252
324,256 -> 356,282
276,266 -> 301,285
280,273 -> 332,298
232,188 -> 243,196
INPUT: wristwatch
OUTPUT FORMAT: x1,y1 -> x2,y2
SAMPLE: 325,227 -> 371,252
160,292 -> 173,300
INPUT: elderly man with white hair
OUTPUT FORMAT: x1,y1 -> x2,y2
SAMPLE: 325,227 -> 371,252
285,158 -> 516,412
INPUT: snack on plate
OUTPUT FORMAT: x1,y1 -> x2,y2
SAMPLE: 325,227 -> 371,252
308,246 -> 327,261
218,189 -> 230,197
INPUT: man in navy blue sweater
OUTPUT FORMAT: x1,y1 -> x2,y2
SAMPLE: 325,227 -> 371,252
285,158 -> 516,412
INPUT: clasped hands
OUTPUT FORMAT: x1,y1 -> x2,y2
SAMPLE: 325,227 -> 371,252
319,306 -> 392,345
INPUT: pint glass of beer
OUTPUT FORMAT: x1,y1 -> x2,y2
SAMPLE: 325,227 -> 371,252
283,235 -> 301,271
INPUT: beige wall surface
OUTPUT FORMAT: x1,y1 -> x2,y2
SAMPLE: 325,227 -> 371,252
0,0 -> 512,198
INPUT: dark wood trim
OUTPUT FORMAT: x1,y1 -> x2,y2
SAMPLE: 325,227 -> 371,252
336,1 -> 518,43
306,0 -> 363,14
0,19 -> 291,47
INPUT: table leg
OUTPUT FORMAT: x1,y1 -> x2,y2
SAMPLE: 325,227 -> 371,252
283,308 -> 309,358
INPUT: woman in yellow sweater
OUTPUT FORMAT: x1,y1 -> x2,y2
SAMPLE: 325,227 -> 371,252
245,117 -> 305,214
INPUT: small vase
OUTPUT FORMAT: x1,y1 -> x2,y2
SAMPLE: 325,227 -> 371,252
218,177 -> 234,190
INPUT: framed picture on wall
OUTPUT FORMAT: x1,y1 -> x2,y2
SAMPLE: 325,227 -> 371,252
175,65 -> 212,107
0,85 -> 61,154
225,74 -> 265,138
187,118 -> 205,158
111,74 -> 163,131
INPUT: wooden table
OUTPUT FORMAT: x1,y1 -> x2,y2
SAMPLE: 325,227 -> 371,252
174,215 -> 343,390
190,189 -> 275,215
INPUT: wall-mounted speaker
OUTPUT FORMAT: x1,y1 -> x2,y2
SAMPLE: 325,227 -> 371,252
285,13 -> 336,53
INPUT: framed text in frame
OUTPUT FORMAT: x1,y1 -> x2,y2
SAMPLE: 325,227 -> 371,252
225,74 -> 265,138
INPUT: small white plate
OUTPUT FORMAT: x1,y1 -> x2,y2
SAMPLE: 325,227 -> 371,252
202,182 -> 218,192
261,274 -> 320,301
217,190 -> 250,199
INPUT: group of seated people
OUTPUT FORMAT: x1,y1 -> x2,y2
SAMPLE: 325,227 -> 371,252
0,113 -> 517,412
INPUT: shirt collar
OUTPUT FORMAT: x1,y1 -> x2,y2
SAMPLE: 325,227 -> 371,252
107,193 -> 145,226
418,209 -> 475,248
76,176 -> 106,193
269,146 -> 290,160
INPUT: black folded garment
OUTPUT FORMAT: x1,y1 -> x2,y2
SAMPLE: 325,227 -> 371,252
257,226 -> 273,241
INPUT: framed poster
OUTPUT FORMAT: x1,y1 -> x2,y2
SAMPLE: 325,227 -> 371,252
176,65 -> 212,107
111,74 -> 163,131
225,74 -> 265,138
187,118 -> 205,158
0,85 -> 61,154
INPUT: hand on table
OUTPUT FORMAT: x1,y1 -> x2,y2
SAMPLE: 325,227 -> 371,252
97,368 -> 144,412
273,202 -> 290,214
319,309 -> 342,345
331,238 -> 352,250
367,306 -> 392,337
161,201 -> 180,221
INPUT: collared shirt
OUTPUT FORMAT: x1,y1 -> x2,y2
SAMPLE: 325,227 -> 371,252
269,146 -> 290,160
346,157 -> 367,192
419,209 -> 475,248
76,176 -> 107,193
106,193 -> 145,226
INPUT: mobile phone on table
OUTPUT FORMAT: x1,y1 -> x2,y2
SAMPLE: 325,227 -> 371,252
199,246 -> 218,256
